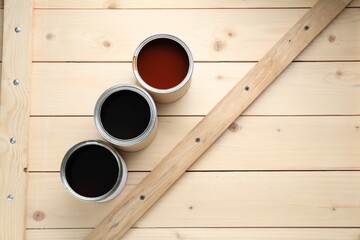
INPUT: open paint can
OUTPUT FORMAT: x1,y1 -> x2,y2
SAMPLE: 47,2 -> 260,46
94,84 -> 158,151
133,34 -> 194,103
60,140 -> 127,202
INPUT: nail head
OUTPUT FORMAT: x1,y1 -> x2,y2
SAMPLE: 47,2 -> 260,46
140,195 -> 145,200
7,195 -> 14,201
10,138 -> 16,144
15,27 -> 21,33
13,79 -> 19,86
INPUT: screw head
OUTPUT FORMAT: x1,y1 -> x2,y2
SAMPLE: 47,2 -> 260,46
14,27 -> 21,33
13,79 -> 19,86
7,195 -> 14,201
140,195 -> 145,200
10,138 -> 16,144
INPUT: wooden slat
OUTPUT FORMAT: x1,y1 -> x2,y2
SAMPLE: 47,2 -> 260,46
28,116 -> 360,172
31,62 -> 360,116
33,0 -> 360,9
33,9 -> 360,61
26,228 -> 360,240
0,1 -> 32,239
27,172 -> 360,228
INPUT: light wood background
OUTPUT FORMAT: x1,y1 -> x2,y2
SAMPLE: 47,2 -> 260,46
2,0 -> 357,239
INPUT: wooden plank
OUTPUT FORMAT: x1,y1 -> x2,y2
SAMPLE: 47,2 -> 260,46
33,0 -> 360,9
26,228 -> 360,240
28,116 -> 360,171
86,1 -> 351,239
27,172 -> 360,228
33,9 -> 360,62
0,0 -> 33,239
31,62 -> 360,116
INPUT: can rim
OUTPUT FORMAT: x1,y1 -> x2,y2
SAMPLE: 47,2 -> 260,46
60,140 -> 124,202
94,84 -> 157,147
133,34 -> 194,94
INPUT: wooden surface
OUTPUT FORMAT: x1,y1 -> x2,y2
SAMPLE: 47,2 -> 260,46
0,0 -> 33,239
0,0 -> 355,239
86,1 -> 352,239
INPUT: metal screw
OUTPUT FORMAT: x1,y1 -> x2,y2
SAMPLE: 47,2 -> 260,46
14,27 -> 21,33
13,79 -> 19,86
7,195 -> 14,201
304,25 -> 309,31
10,138 -> 16,144
140,195 -> 145,200
244,86 -> 250,91
195,137 -> 201,143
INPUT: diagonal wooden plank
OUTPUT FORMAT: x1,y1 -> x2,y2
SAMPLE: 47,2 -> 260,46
0,0 -> 33,239
85,0 -> 351,239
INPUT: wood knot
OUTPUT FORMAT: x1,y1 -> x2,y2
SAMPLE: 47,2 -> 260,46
33,211 -> 45,221
106,1 -> 118,9
277,128 -> 281,132
355,125 -> 359,129
45,33 -> 55,40
228,122 -> 239,132
336,70 -> 342,76
216,75 -> 224,80
189,206 -> 193,210
328,34 -> 336,43
103,40 -> 112,48
213,40 -> 226,52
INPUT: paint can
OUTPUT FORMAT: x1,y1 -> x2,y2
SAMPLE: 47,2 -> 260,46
133,34 -> 194,103
60,140 -> 127,202
94,84 -> 158,151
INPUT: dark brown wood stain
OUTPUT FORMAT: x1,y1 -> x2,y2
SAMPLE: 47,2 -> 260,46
100,90 -> 151,140
65,145 -> 119,198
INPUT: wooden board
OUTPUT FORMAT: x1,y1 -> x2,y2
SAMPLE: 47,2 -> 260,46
26,228 -> 360,240
0,0 -> 33,239
33,0 -> 360,9
31,62 -> 360,116
27,172 -> 360,228
28,116 -> 360,171
33,9 -> 360,62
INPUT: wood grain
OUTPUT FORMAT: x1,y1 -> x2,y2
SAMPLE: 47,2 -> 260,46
26,228 -> 360,240
31,62 -> 360,116
0,0 -> 32,239
28,116 -> 360,172
32,8 -> 360,62
27,172 -> 360,228
33,0 -> 360,9
86,1 -> 351,239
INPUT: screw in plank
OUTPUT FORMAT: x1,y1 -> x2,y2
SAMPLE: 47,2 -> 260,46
14,26 -> 21,33
304,25 -> 309,31
195,137 -> 201,143
244,86 -> 250,91
140,195 -> 145,201
7,195 -> 14,202
10,138 -> 16,144
13,79 -> 19,86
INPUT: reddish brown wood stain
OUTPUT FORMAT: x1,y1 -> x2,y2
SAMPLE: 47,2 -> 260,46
137,38 -> 189,89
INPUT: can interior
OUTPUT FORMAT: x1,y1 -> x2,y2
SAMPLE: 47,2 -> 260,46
137,38 -> 190,90
65,144 -> 119,198
100,89 -> 151,140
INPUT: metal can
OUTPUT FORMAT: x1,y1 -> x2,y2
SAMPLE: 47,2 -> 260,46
94,84 -> 158,151
60,140 -> 127,202
133,34 -> 194,103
